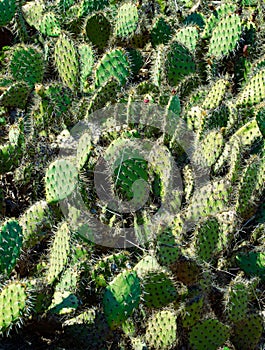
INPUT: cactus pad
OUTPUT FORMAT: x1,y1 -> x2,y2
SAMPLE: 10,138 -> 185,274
145,310 -> 177,349
103,270 -> 141,329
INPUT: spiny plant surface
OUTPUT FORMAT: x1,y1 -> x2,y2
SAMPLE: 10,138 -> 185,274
0,0 -> 265,349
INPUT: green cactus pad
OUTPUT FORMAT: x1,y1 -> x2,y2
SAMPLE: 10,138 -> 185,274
87,77 -> 121,114
202,79 -> 229,110
91,252 -> 130,288
236,251 -> 265,280
133,255 -> 161,278
46,222 -> 71,284
207,14 -> 241,60
54,32 -> 79,91
9,45 -> 44,88
175,26 -> 199,52
231,314 -> 263,350
78,43 -> 94,91
19,200 -> 51,247
185,179 -> 232,223
194,130 -> 224,168
142,270 -> 178,308
0,220 -> 23,276
84,12 -> 111,51
113,157 -> 149,203
189,319 -> 230,350
165,41 -> 196,86
184,12 -> 205,28
49,291 -> 79,315
0,0 -> 16,27
181,294 -> 204,327
236,68 -> 265,107
103,270 -> 141,329
94,48 -> 131,87
145,310 -> 177,349
44,159 -> 79,204
156,227 -> 181,266
114,3 -> 138,39
150,16 -> 172,47
235,157 -> 259,218
78,0 -> 109,17
126,48 -> 143,76
192,216 -> 222,262
0,281 -> 32,335
256,107 -> 265,137
151,46 -> 164,87
39,12 -> 61,37
0,81 -> 30,108
22,1 -> 44,30
202,3 -> 237,39
224,280 -> 249,323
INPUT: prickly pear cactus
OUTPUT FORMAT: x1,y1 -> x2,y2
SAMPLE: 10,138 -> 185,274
44,159 -> 79,204
0,0 -> 265,348
114,3 -> 139,39
145,310 -> 177,349
0,281 -> 32,335
103,270 -> 141,329
189,319 -> 230,350
0,0 -> 16,27
0,220 -> 23,276
54,32 -> 79,91
8,45 -> 44,88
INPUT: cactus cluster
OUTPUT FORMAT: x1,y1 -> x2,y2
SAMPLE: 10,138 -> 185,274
0,0 -> 264,349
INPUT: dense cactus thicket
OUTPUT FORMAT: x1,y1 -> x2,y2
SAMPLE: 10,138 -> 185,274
0,0 -> 265,349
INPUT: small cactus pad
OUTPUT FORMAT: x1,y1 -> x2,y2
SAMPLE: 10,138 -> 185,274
46,222 -> 71,284
84,13 -> 111,51
189,319 -> 230,350
0,281 -> 32,335
0,0 -> 16,27
44,159 -> 79,204
54,33 -> 79,91
0,220 -> 23,276
103,270 -> 141,329
145,310 -> 177,349
94,48 -> 131,87
114,3 -> 138,39
165,42 -> 196,86
9,45 -> 44,88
